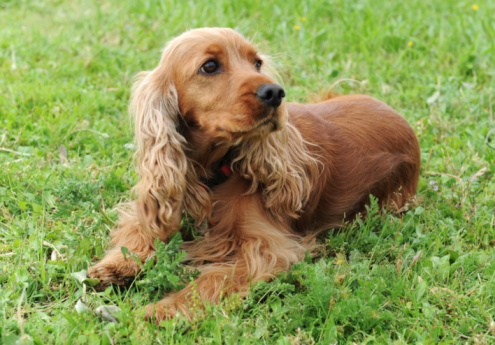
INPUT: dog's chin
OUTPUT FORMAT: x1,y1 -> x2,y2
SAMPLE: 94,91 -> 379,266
212,110 -> 286,145
241,118 -> 283,141
215,120 -> 281,146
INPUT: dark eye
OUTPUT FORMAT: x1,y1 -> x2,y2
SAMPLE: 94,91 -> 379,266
255,59 -> 262,70
200,60 -> 220,74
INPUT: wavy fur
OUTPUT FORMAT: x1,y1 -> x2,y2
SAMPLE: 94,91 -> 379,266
234,122 -> 320,220
88,28 -> 421,323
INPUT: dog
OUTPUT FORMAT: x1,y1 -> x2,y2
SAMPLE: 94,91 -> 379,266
88,27 -> 420,323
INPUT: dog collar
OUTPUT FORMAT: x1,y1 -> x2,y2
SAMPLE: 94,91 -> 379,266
201,149 -> 235,189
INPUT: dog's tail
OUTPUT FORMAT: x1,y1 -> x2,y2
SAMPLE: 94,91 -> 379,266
322,88 -> 340,100
309,88 -> 340,103
310,78 -> 366,103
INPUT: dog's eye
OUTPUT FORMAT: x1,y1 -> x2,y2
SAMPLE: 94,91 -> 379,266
255,59 -> 262,70
200,60 -> 220,74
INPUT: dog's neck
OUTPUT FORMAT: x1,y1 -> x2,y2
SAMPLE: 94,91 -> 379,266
199,148 -> 235,189
182,127 -> 233,177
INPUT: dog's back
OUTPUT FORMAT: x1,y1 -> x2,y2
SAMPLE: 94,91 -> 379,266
287,95 -> 420,229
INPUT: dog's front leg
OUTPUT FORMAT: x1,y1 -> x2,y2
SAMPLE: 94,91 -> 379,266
88,204 -> 182,290
144,186 -> 309,323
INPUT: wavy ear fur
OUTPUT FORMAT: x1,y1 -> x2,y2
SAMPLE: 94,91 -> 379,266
234,121 -> 321,222
232,54 -> 321,222
130,68 -> 210,238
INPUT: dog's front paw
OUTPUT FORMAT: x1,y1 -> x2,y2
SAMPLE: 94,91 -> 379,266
88,250 -> 146,291
144,294 -> 197,324
144,298 -> 178,324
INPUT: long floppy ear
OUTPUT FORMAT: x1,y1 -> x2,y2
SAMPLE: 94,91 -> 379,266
235,121 -> 321,222
130,69 -> 210,238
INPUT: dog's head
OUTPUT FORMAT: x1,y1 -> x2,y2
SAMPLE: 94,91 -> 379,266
142,28 -> 286,146
131,28 -> 316,232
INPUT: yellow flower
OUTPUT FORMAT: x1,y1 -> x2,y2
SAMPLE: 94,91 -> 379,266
301,17 -> 307,22
472,4 -> 478,11
336,259 -> 344,265
408,41 -> 413,47
294,25 -> 300,31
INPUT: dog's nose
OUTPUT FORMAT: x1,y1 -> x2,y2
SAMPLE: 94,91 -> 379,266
256,84 -> 285,108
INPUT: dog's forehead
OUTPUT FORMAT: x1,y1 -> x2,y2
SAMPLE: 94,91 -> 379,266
199,32 -> 257,57
175,28 -> 259,58
202,41 -> 258,59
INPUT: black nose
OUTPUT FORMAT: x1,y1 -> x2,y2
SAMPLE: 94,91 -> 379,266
256,84 -> 285,108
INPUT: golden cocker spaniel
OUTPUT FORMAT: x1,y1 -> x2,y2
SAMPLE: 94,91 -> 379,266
88,27 -> 420,323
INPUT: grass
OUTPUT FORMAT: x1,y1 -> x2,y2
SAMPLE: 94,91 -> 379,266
1,0 -> 494,343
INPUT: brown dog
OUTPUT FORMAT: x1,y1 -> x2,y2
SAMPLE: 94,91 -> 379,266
88,27 -> 420,323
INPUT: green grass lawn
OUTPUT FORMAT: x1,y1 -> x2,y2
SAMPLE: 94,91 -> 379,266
1,0 -> 494,343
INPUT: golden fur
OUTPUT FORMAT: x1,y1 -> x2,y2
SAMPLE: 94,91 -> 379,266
88,28 -> 420,323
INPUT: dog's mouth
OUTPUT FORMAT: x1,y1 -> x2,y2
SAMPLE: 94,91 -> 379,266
234,118 -> 281,142
213,107 -> 285,144
251,104 -> 286,130
225,110 -> 278,133
252,116 -> 276,131
245,112 -> 283,136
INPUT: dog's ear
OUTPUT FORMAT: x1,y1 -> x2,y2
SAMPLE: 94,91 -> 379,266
130,69 -> 210,237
